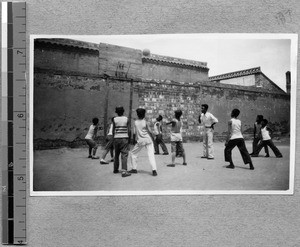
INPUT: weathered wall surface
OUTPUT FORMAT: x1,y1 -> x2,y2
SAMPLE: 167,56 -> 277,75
33,39 -> 290,149
135,80 -> 290,142
98,43 -> 142,79
219,74 -> 255,87
255,73 -> 284,92
34,41 -> 99,75
33,72 -> 138,149
142,61 -> 208,83
34,72 -> 290,149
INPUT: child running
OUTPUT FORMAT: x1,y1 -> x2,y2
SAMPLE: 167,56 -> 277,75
251,119 -> 283,158
166,109 -> 187,167
85,117 -> 100,159
100,118 -> 114,165
224,109 -> 254,170
129,108 -> 158,176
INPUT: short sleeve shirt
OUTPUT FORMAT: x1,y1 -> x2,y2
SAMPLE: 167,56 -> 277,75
200,112 -> 218,127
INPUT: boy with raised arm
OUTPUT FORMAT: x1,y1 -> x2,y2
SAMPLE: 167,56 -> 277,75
166,110 -> 187,167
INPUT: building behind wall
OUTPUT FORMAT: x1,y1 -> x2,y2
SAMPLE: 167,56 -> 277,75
33,38 -> 290,149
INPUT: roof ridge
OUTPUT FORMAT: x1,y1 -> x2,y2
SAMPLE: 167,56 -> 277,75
209,67 -> 261,80
142,54 -> 208,69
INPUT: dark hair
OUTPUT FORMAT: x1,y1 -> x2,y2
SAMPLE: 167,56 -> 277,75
175,110 -> 182,119
115,106 -> 124,116
136,108 -> 146,119
262,119 -> 268,125
201,104 -> 208,110
257,115 -> 264,122
92,117 -> 99,125
156,115 -> 163,121
231,109 -> 240,118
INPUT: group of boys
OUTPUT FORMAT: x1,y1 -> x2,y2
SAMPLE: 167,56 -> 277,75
84,104 -> 283,177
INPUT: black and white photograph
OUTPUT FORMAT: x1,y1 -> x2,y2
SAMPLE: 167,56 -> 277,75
30,34 -> 297,195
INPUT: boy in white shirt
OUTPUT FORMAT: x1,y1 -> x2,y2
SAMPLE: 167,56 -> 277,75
224,109 -> 254,170
166,110 -> 187,167
128,108 -> 158,176
85,117 -> 99,159
198,104 -> 218,159
251,119 -> 283,158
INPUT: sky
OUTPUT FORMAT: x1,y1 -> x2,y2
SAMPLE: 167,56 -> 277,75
63,34 -> 293,91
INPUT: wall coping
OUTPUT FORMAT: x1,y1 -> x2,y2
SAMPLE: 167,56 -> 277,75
142,54 -> 208,70
34,38 -> 99,51
209,67 -> 261,80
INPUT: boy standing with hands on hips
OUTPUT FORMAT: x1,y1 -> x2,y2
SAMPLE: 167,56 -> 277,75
198,104 -> 218,160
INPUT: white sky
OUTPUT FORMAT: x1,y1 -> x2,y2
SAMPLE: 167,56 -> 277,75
61,34 -> 293,91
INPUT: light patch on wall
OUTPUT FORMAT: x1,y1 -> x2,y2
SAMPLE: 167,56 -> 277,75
220,74 -> 255,87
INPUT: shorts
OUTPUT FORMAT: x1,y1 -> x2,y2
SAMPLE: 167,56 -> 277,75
85,139 -> 97,148
171,141 -> 184,153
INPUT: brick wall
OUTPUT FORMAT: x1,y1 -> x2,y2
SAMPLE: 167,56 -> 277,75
255,73 -> 284,93
34,73 -> 290,149
134,80 -> 290,142
33,39 -> 290,149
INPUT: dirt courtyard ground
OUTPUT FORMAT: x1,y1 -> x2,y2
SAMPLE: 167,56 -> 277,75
32,140 -> 291,194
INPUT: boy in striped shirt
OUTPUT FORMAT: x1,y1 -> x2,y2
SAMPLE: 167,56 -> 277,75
112,106 -> 131,177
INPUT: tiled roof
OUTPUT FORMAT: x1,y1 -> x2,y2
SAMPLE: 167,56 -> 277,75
34,38 -> 99,51
209,67 -> 261,81
142,54 -> 209,70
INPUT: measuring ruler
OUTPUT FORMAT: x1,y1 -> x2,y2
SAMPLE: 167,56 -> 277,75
2,2 -> 27,245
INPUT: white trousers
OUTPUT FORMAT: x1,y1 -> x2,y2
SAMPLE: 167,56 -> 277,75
203,128 -> 214,158
130,142 -> 157,171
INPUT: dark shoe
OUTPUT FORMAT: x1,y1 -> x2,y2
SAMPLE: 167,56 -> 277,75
154,153 -> 160,155
201,156 -> 208,159
249,153 -> 253,155
129,169 -> 137,174
110,158 -> 114,162
265,154 -> 270,157
100,159 -> 109,164
226,164 -> 235,169
121,171 -> 131,177
167,164 -> 175,167
183,162 -> 187,166
92,156 -> 100,159
250,166 -> 255,170
207,157 -> 214,160
163,153 -> 169,155
88,155 -> 92,158
152,170 -> 157,176
276,155 -> 283,158
113,170 -> 119,174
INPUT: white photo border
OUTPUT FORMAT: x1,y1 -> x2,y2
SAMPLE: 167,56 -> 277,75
29,33 -> 298,196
